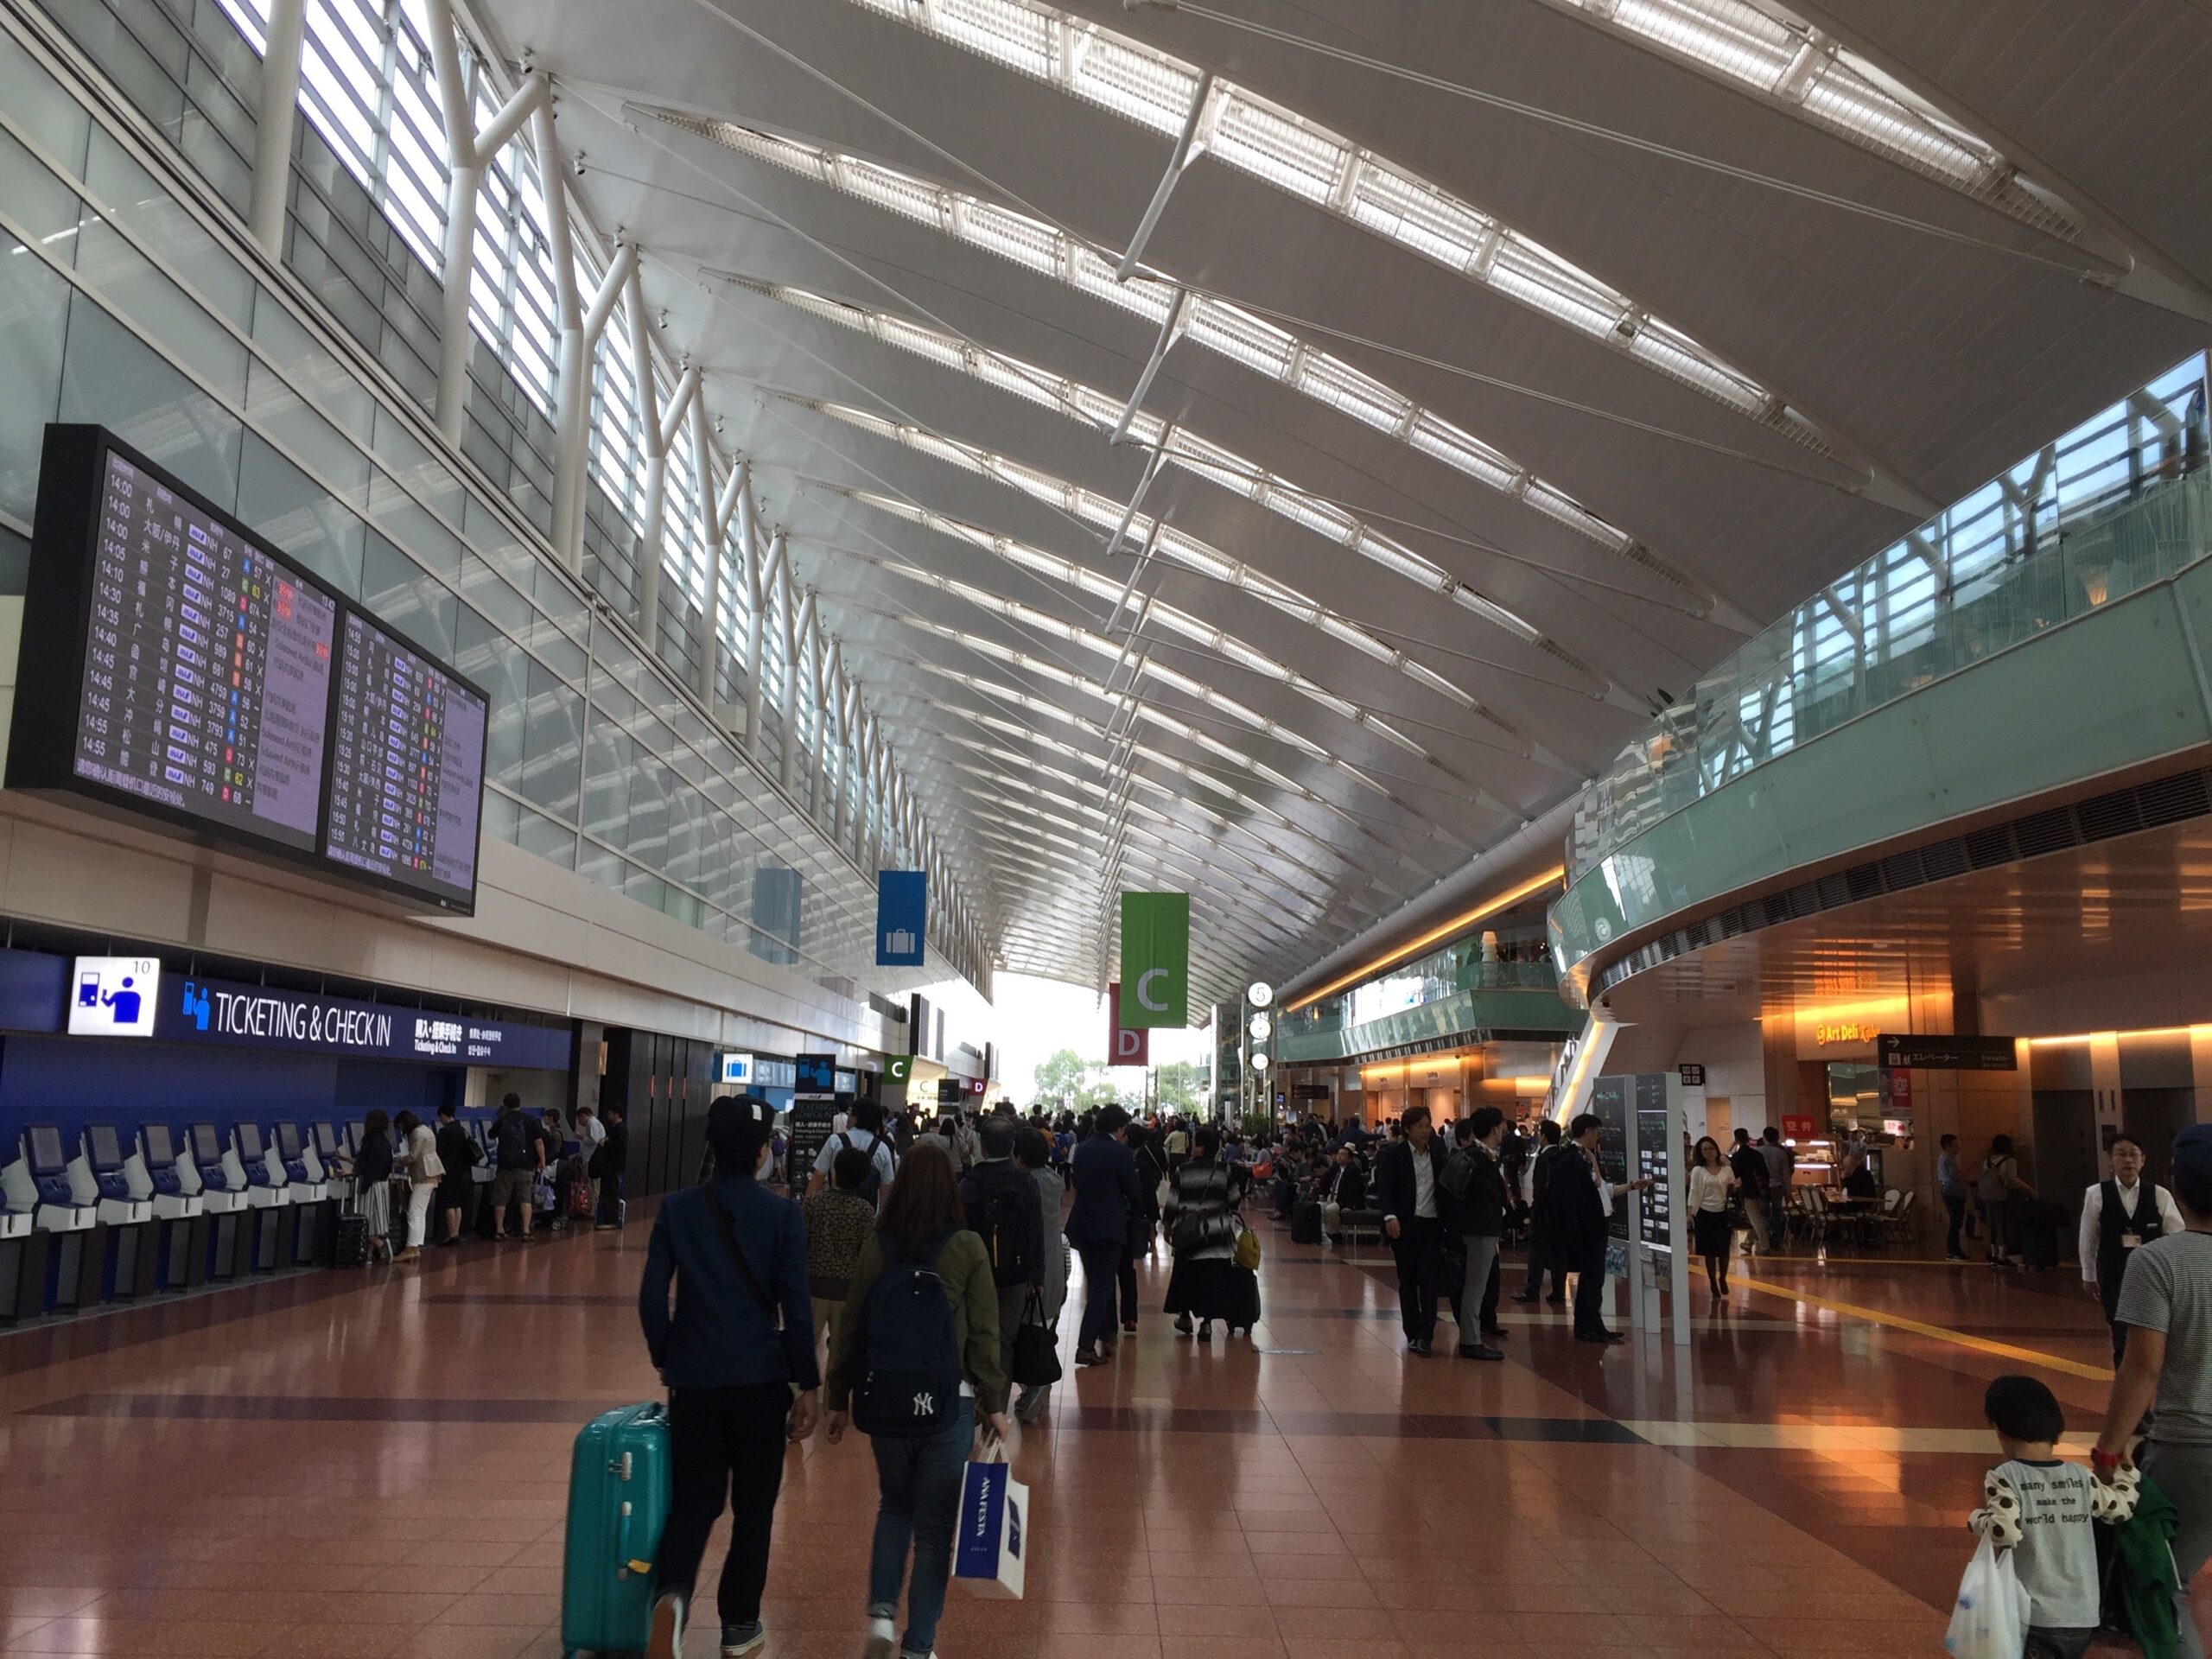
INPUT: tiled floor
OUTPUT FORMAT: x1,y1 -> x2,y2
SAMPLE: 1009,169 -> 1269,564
0,1216 -> 2198,1657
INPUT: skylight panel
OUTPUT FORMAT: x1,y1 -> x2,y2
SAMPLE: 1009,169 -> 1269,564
874,315 -> 969,371
1408,414 -> 1520,493
1294,353 -> 1408,433
934,0 -> 1058,77
1263,485 -> 1358,544
1487,242 -> 1625,336
1315,614 -> 1392,663
1354,529 -> 1450,589
1066,246 -> 1175,322
836,157 -> 946,226
1152,530 -> 1237,584
1185,298 -> 1298,380
1208,92 -> 1345,205
1446,582 -> 1544,642
1065,30 -> 1196,134
955,199 -> 1062,275
1344,163 -> 1494,270
1164,430 -> 1262,499
1628,317 -> 1765,413
969,349 -> 1061,409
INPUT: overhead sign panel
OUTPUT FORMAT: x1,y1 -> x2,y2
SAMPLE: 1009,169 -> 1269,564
1117,890 -> 1188,1028
1877,1034 -> 2017,1071
875,869 -> 927,966
1107,982 -> 1150,1067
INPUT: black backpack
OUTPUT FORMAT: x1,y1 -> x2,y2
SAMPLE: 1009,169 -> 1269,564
852,1230 -> 963,1439
833,1130 -> 893,1205
493,1112 -> 531,1167
980,1181 -> 1037,1287
1437,1147 -> 1478,1233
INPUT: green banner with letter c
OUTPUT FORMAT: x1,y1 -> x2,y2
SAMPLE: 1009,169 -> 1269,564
1118,890 -> 1189,1028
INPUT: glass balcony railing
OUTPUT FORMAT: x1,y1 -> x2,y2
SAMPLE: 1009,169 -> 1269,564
1568,354 -> 2212,881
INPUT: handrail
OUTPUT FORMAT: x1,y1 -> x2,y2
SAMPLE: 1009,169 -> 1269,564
1568,354 -> 2212,882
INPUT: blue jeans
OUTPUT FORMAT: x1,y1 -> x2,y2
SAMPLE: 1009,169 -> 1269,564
868,1395 -> 975,1656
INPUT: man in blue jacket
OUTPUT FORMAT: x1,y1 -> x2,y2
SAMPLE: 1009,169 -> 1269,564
1065,1103 -> 1143,1367
639,1094 -> 820,1659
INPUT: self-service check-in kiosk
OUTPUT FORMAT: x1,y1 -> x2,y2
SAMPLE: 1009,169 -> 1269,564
275,1122 -> 334,1265
232,1122 -> 290,1272
178,1121 -> 248,1279
79,1124 -> 155,1301
130,1122 -> 207,1291
16,1125 -> 101,1313
0,1129 -> 55,1322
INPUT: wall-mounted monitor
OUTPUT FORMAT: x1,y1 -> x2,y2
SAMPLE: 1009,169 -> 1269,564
13,426 -> 488,915
11,427 -> 338,856
320,607 -> 486,912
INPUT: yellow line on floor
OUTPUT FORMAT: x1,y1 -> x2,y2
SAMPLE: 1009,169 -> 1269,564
1733,1274 -> 2115,1382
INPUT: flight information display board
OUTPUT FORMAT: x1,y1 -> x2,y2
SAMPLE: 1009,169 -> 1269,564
69,445 -> 336,852
14,427 -> 489,915
322,610 -> 486,911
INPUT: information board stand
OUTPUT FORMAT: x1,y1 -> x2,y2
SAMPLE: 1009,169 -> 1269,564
1594,1072 -> 1690,1348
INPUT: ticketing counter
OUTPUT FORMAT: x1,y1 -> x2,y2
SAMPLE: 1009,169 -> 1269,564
129,1122 -> 206,1291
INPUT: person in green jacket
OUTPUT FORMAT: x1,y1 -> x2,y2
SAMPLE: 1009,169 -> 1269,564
825,1141 -> 1010,1659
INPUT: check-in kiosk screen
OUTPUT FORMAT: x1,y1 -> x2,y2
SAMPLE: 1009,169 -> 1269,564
88,1124 -> 121,1166
29,1125 -> 64,1170
190,1123 -> 220,1163
71,448 -> 337,852
235,1123 -> 263,1158
313,1124 -> 338,1156
321,610 -> 487,912
276,1123 -> 302,1159
143,1123 -> 174,1163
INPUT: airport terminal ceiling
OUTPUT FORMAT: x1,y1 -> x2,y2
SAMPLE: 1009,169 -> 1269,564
449,0 -> 2212,1007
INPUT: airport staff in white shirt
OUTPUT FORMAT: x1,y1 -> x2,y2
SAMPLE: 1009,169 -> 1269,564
2080,1132 -> 2185,1363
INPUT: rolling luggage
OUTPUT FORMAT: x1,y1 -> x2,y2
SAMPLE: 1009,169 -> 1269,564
561,1402 -> 672,1658
2015,1199 -> 2062,1270
1290,1200 -> 1323,1245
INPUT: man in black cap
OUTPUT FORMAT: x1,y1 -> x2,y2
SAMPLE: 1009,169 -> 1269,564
640,1094 -> 820,1659
2094,1122 -> 2212,1659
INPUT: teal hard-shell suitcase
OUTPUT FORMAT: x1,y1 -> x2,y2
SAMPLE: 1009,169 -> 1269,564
561,1402 -> 671,1657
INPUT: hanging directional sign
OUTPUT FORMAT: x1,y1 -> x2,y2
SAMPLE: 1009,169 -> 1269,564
876,869 -> 927,967
1118,890 -> 1188,1028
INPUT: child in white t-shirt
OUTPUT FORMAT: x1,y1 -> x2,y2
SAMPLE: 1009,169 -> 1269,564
1970,1375 -> 2137,1659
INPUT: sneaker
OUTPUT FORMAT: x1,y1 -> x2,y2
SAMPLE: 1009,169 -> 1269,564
1014,1386 -> 1048,1424
863,1613 -> 897,1659
721,1621 -> 766,1656
1173,1314 -> 1193,1336
1408,1338 -> 1433,1357
646,1591 -> 684,1659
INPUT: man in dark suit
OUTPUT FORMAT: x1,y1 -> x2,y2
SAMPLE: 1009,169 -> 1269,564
1374,1103 -> 1452,1355
1064,1103 -> 1142,1367
1539,1111 -> 1649,1344
1513,1117 -> 1568,1306
1318,1144 -> 1367,1243
1442,1107 -> 1510,1360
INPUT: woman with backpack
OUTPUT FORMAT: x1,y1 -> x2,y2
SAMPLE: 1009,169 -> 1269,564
825,1142 -> 1011,1659
1166,1126 -> 1256,1342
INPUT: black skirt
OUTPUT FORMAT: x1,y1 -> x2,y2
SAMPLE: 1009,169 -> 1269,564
1163,1256 -> 1261,1326
1693,1208 -> 1734,1257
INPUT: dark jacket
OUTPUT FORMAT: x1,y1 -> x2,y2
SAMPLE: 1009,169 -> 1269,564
354,1129 -> 394,1185
1319,1162 -> 1368,1210
959,1157 -> 1046,1287
434,1122 -> 474,1192
1373,1135 -> 1451,1227
1728,1142 -> 1768,1199
1537,1143 -> 1607,1256
591,1119 -> 627,1178
1444,1141 -> 1509,1236
1064,1131 -> 1142,1247
639,1170 -> 820,1391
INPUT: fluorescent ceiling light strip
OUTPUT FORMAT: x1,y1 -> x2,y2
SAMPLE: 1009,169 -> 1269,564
834,0 -> 1831,449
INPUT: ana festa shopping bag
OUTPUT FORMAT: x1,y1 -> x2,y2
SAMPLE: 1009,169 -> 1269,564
1944,1536 -> 2029,1659
953,1441 -> 1029,1599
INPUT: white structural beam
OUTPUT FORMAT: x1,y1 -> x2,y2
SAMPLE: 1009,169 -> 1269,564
1115,72 -> 1212,281
246,0 -> 306,258
702,455 -> 747,704
1110,288 -> 1189,445
423,0 -> 545,442
626,264 -> 668,640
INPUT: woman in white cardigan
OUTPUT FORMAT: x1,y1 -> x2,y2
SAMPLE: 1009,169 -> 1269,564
392,1109 -> 444,1264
